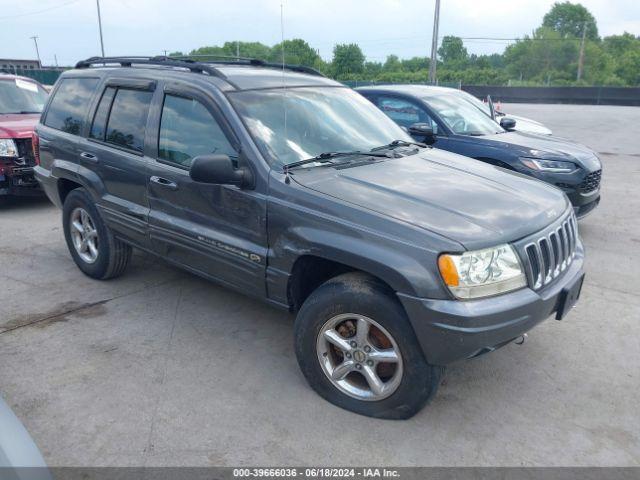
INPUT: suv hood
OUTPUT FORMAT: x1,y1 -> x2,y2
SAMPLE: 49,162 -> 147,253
0,113 -> 40,139
465,130 -> 600,169
291,148 -> 569,250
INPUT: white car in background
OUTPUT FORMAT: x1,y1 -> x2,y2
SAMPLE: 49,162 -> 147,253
452,88 -> 553,136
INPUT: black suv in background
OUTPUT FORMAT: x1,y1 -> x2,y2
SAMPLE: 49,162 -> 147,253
35,57 -> 585,419
357,85 -> 602,218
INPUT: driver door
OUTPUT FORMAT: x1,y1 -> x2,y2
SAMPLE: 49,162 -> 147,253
146,82 -> 267,295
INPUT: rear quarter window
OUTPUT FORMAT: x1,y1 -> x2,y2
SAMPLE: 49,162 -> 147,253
44,77 -> 99,135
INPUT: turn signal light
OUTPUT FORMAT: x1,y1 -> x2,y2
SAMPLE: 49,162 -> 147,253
438,255 -> 459,287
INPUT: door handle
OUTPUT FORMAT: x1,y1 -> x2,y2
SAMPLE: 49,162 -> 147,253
150,176 -> 178,191
80,152 -> 98,163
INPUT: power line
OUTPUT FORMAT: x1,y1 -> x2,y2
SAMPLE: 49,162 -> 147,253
0,0 -> 80,20
441,36 -> 585,42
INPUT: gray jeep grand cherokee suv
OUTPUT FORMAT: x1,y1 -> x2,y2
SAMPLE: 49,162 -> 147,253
34,56 -> 585,419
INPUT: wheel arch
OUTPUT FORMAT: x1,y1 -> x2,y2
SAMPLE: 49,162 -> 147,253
52,160 -> 106,206
285,252 -> 422,313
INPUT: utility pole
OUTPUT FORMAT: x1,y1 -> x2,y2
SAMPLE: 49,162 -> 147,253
30,36 -> 41,67
96,0 -> 105,57
577,21 -> 587,81
428,0 -> 441,84
236,41 -> 240,60
54,54 -> 59,67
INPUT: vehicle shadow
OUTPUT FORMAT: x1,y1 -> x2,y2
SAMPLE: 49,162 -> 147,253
0,195 -> 51,212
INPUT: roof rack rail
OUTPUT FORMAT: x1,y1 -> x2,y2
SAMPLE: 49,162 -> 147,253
74,56 -> 229,81
170,54 -> 326,78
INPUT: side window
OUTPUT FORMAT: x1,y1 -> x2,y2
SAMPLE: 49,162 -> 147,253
89,87 -> 116,140
104,88 -> 153,153
44,77 -> 99,135
375,96 -> 438,133
158,94 -> 236,168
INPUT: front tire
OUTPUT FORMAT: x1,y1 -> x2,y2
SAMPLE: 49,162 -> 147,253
294,272 -> 442,419
62,188 -> 131,280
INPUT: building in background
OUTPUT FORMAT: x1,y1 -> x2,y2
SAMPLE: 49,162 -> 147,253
0,58 -> 41,73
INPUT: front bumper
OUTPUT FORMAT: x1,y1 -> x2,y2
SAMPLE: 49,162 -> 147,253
567,189 -> 600,218
398,250 -> 584,366
0,166 -> 42,197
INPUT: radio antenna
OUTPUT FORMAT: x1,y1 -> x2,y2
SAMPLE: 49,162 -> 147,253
280,2 -> 287,142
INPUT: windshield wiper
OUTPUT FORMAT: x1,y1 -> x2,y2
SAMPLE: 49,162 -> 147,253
283,150 -> 389,173
371,139 -> 427,151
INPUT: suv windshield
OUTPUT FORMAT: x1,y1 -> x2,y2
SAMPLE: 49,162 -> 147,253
424,94 -> 503,136
453,90 -> 493,117
0,78 -> 48,114
229,87 -> 412,166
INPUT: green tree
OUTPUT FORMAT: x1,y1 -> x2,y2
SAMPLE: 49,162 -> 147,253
504,27 -> 579,82
603,32 -> 639,57
269,39 -> 319,66
401,56 -> 429,72
542,1 -> 598,39
438,36 -> 468,65
331,43 -> 365,78
189,42 -> 271,60
581,41 -> 615,84
383,54 -> 402,72
363,61 -> 383,78
615,49 -> 640,85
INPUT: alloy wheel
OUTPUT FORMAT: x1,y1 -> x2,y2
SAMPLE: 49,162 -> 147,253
69,207 -> 99,264
316,313 -> 403,401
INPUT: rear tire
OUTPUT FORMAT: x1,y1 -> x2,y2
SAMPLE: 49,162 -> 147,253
294,272 -> 442,419
62,188 -> 131,280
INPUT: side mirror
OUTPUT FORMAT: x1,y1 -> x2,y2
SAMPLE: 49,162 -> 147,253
408,122 -> 434,137
500,117 -> 516,131
189,154 -> 253,188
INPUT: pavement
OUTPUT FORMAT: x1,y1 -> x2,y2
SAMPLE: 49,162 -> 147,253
0,104 -> 639,467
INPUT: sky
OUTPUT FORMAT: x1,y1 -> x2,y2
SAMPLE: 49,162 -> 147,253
1,0 -> 639,66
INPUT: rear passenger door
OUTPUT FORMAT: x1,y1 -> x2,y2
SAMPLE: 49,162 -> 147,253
146,82 -> 267,295
39,76 -> 100,181
79,78 -> 157,248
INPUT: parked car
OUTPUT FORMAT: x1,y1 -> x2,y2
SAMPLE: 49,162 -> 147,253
0,74 -> 48,197
0,394 -> 51,479
450,87 -> 553,135
357,85 -> 601,218
35,57 -> 585,419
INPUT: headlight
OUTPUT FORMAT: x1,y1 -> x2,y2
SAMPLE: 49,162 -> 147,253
520,157 -> 576,173
0,139 -> 18,157
438,244 -> 527,299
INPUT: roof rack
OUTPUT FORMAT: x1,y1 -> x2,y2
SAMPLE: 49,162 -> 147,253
74,56 -> 229,81
170,54 -> 326,78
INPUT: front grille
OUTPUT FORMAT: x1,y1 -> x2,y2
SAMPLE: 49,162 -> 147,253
14,138 -> 36,167
580,169 -> 601,193
524,212 -> 578,289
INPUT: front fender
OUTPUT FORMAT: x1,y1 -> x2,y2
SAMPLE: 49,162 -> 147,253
266,196 -> 455,306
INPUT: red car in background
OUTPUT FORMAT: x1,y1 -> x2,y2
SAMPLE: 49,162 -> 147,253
0,74 -> 48,197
